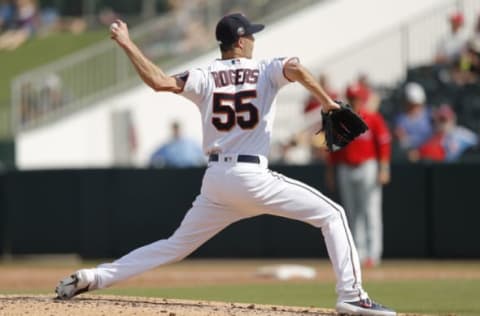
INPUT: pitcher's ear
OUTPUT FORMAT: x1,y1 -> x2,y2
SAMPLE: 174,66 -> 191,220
237,37 -> 245,50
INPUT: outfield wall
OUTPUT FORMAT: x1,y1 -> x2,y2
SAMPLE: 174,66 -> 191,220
0,163 -> 478,259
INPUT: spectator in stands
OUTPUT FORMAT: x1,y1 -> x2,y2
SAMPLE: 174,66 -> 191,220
326,83 -> 391,268
0,0 -> 38,50
468,37 -> 480,77
0,0 -> 87,50
356,73 -> 371,101
408,104 -> 478,162
435,11 -> 469,65
0,0 -> 14,31
15,0 -> 37,29
449,15 -> 480,86
356,73 -> 382,112
168,0 -> 209,53
37,5 -> 86,36
451,44 -> 480,86
394,82 -> 433,150
38,73 -> 65,112
150,121 -> 205,168
454,37 -> 480,83
98,6 -> 120,27
472,13 -> 480,44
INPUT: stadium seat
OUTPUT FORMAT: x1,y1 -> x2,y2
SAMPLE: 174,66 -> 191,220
456,84 -> 480,132
406,65 -> 458,107
458,145 -> 480,162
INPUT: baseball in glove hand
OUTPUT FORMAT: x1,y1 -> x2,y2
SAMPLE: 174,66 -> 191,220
319,100 -> 368,151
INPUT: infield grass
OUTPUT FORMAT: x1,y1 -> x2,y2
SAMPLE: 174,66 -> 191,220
97,279 -> 480,316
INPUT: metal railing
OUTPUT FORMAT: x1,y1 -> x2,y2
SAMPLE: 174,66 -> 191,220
272,0 -> 480,139
11,0 -> 479,138
0,106 -> 10,139
9,0 -> 320,135
316,0 -> 480,87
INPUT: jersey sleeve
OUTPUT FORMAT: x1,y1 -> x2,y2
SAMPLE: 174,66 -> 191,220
265,57 -> 298,89
371,113 -> 392,161
176,68 -> 208,105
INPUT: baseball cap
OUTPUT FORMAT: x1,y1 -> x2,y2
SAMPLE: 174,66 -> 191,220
345,83 -> 368,101
450,12 -> 464,26
215,13 -> 264,46
405,82 -> 426,104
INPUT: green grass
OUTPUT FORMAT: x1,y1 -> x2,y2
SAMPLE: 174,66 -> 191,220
0,280 -> 478,315
0,30 -> 107,107
94,280 -> 480,316
1,260 -> 479,315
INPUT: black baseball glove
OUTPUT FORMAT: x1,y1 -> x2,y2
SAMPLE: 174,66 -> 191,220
319,101 -> 368,151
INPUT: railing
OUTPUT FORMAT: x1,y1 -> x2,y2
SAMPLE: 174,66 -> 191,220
316,0 -> 480,87
10,0 -> 479,138
0,106 -> 10,140
271,0 -> 480,141
9,0 -> 320,135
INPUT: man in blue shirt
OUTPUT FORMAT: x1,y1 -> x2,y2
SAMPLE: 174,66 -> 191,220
150,121 -> 206,168
394,82 -> 433,150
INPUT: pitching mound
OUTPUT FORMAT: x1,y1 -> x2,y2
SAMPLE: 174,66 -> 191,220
0,294 -> 341,316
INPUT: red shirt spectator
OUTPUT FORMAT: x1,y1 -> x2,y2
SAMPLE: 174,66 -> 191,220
409,104 -> 478,162
354,76 -> 371,106
328,108 -> 391,166
417,134 -> 445,161
346,82 -> 370,108
325,84 -> 391,268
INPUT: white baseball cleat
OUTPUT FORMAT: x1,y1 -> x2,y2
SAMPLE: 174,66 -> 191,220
336,298 -> 396,316
55,269 -> 93,300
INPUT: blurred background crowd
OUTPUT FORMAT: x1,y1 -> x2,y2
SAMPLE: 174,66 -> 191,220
1,1 -> 480,171
272,10 -> 480,166
0,0 -> 277,51
2,0 -> 291,133
0,0 -> 190,51
0,0 -> 479,269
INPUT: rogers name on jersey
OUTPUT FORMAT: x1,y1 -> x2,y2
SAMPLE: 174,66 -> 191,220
211,68 -> 259,88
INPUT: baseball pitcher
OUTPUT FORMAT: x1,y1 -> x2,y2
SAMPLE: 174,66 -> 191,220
55,13 -> 396,316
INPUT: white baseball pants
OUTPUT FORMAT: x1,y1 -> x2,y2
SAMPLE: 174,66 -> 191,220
337,159 -> 383,264
90,155 -> 367,303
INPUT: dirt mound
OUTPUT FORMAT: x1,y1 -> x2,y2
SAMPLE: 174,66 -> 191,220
0,294 -> 340,315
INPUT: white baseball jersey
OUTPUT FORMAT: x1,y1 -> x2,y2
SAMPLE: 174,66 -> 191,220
84,57 -> 369,308
178,57 -> 294,157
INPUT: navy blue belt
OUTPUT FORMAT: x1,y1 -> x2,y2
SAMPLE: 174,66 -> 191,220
209,154 -> 260,164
